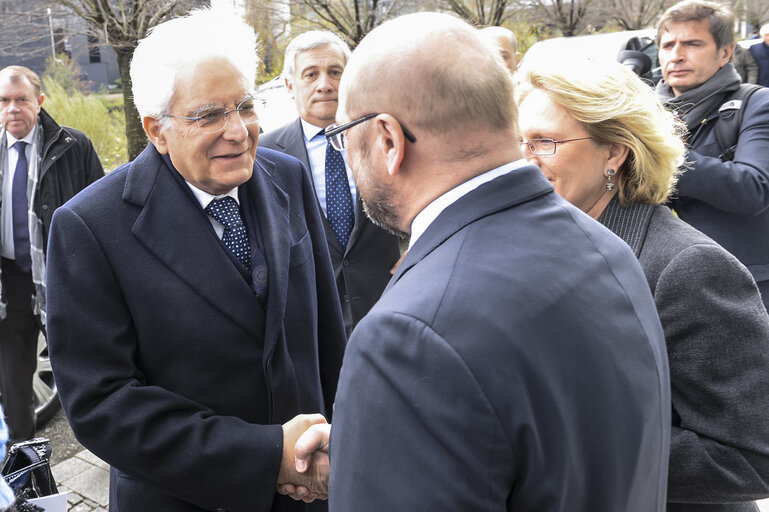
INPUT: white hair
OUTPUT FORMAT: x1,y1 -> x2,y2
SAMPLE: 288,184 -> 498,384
282,31 -> 351,80
761,24 -> 769,37
130,7 -> 259,119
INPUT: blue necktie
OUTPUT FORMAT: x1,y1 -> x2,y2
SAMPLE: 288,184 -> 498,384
205,196 -> 251,272
324,139 -> 354,247
11,141 -> 31,273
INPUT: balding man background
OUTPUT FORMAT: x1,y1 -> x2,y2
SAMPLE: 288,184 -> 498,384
317,11 -> 671,512
479,25 -> 519,72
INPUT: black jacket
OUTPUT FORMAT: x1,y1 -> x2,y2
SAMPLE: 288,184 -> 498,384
34,108 -> 105,252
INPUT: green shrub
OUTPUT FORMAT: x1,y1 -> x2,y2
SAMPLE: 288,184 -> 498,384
41,78 -> 128,172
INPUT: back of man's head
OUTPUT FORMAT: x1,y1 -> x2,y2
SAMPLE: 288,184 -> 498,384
131,7 -> 258,119
340,12 -> 516,142
0,65 -> 42,97
657,0 -> 735,48
282,31 -> 351,80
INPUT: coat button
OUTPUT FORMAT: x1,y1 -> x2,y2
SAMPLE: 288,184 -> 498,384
42,204 -> 49,211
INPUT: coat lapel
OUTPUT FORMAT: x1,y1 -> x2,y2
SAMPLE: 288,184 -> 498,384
387,166 -> 553,292
247,153 -> 291,353
124,146 -> 263,340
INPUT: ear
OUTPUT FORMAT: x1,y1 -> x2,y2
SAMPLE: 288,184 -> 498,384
720,43 -> 736,65
37,94 -> 45,108
606,142 -> 630,174
284,76 -> 295,99
144,116 -> 169,155
373,114 -> 406,177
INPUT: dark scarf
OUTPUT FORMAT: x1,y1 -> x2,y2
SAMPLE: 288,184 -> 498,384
655,63 -> 741,132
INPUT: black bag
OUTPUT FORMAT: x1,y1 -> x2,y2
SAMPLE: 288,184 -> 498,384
1,438 -> 59,499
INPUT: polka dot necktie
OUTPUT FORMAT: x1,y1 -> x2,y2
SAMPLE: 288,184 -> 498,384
205,196 -> 251,272
324,138 -> 354,247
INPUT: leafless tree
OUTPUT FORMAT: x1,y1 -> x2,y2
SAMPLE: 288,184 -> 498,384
734,0 -> 769,35
48,0 -> 193,160
288,0 -> 407,46
601,0 -> 669,29
524,0 -> 596,36
440,0 -> 517,26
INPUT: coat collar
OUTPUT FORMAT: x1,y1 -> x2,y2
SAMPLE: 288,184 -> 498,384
387,164 -> 553,291
597,196 -> 655,257
123,145 -> 290,342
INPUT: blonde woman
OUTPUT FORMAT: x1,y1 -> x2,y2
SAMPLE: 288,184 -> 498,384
517,60 -> 769,510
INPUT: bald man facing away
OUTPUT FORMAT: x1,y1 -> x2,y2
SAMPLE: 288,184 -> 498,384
315,11 -> 672,512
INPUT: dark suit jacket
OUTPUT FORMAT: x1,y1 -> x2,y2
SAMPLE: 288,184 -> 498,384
600,200 -> 769,511
671,87 -> 769,309
46,145 -> 346,512
329,166 -> 672,511
260,119 -> 401,334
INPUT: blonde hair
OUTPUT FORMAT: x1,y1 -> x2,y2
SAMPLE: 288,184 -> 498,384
516,60 -> 686,205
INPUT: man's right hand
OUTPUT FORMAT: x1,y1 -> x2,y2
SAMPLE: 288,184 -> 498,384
277,414 -> 329,502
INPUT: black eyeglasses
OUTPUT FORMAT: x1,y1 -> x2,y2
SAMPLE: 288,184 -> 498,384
325,113 -> 417,151
520,137 -> 591,156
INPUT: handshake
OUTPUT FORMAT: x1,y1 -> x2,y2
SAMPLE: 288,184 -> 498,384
277,414 -> 332,502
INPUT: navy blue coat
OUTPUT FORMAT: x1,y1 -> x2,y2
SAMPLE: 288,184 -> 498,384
46,144 -> 346,512
671,87 -> 769,307
329,166 -> 672,511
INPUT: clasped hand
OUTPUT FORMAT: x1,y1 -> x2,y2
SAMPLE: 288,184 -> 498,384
277,414 -> 332,502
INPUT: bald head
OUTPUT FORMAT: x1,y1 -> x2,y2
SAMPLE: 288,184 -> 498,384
479,26 -> 518,72
339,12 -> 517,141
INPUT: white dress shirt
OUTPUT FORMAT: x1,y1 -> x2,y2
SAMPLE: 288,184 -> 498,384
186,183 -> 240,239
1,125 -> 38,260
409,159 -> 529,250
300,119 -> 357,216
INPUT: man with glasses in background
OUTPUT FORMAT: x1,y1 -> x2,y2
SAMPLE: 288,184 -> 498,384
45,8 -> 345,512
260,30 -> 401,336
286,12 -> 672,511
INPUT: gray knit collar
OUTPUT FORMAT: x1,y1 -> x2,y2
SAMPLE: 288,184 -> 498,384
597,196 -> 655,257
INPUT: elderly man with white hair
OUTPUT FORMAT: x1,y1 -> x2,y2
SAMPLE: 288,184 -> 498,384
45,7 -> 345,512
287,11 -> 672,511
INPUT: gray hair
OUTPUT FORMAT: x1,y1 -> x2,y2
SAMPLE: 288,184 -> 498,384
761,24 -> 769,37
130,7 -> 259,119
282,31 -> 351,80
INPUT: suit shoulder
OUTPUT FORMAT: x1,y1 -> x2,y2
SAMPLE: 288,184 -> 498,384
644,206 -> 720,256
256,146 -> 304,171
259,119 -> 299,147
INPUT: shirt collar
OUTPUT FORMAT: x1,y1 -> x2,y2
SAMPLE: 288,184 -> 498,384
187,182 -> 240,210
409,159 -> 529,250
300,118 -> 327,141
5,124 -> 37,149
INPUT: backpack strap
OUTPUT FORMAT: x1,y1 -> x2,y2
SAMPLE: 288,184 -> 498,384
715,83 -> 763,161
